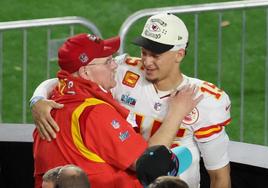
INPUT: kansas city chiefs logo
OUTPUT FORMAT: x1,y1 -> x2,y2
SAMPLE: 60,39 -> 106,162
148,23 -> 161,32
183,107 -> 199,125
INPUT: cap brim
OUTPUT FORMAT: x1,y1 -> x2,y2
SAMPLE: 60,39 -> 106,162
102,36 -> 120,56
171,146 -> 192,175
132,36 -> 173,54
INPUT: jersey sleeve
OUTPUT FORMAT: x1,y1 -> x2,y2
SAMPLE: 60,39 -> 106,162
30,78 -> 58,100
192,82 -> 232,142
81,103 -> 148,170
197,131 -> 230,170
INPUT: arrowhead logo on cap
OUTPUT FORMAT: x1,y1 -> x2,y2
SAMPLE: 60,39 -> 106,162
150,23 -> 160,32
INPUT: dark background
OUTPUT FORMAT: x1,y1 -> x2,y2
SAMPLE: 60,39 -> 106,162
1,141 -> 268,188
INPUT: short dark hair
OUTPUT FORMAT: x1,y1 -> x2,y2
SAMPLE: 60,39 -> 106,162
148,176 -> 189,188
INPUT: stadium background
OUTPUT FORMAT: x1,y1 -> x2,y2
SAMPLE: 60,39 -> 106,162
1,0 -> 267,145
0,0 -> 268,187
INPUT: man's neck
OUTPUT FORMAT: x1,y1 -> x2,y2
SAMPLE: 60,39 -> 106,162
154,73 -> 183,91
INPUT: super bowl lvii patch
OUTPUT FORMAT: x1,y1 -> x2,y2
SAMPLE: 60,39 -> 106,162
119,131 -> 129,142
121,94 -> 136,106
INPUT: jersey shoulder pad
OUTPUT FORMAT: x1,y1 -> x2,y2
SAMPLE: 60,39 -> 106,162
115,57 -> 144,89
125,56 -> 143,67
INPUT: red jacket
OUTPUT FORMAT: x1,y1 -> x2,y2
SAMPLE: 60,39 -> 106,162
33,70 -> 147,188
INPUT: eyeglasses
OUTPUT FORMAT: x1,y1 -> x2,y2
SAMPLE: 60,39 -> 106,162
87,57 -> 115,66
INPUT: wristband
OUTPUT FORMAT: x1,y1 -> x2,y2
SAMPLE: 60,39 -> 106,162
29,96 -> 45,108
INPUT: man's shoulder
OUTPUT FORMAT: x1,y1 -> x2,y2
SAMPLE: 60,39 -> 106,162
115,56 -> 148,91
125,56 -> 143,67
182,76 -> 231,130
117,56 -> 143,73
184,76 -> 230,102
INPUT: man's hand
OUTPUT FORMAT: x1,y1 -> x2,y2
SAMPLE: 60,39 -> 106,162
32,99 -> 63,141
168,84 -> 203,121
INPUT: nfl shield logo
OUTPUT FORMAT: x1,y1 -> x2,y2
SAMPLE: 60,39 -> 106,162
79,53 -> 89,63
111,120 -> 120,129
154,102 -> 162,111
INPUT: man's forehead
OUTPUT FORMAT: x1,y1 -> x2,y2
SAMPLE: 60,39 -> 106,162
91,55 -> 112,63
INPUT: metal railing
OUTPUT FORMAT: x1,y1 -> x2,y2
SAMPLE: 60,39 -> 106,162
119,0 -> 268,54
0,16 -> 102,124
118,0 -> 268,145
0,16 -> 102,34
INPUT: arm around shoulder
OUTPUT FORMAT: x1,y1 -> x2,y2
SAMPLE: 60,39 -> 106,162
30,78 -> 62,141
30,78 -> 58,101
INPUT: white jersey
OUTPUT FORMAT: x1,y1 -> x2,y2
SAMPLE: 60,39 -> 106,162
111,56 -> 231,188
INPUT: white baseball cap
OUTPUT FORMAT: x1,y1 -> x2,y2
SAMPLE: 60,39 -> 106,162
133,13 -> 189,54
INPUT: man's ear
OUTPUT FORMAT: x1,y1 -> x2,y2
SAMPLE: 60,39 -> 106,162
78,66 -> 94,81
178,49 -> 186,57
78,66 -> 87,79
175,49 -> 186,63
